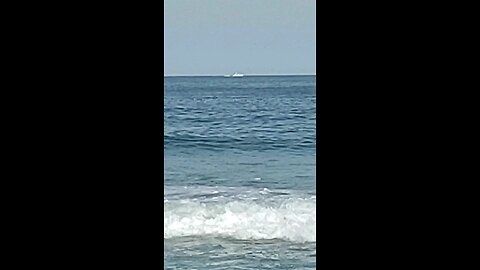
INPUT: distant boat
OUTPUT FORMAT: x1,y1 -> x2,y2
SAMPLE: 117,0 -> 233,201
224,72 -> 244,78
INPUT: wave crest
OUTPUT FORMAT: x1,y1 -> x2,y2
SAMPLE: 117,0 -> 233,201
164,198 -> 316,243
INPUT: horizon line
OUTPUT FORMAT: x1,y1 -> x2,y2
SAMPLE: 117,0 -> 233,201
164,73 -> 316,77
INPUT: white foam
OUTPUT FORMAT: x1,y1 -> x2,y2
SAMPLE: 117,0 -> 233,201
164,197 -> 316,243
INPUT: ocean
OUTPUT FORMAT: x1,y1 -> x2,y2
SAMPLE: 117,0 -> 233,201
164,75 -> 316,269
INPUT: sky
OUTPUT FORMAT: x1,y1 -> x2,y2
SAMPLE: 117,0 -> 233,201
164,0 -> 316,76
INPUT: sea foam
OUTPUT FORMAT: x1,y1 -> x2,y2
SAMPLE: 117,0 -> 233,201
164,196 -> 316,243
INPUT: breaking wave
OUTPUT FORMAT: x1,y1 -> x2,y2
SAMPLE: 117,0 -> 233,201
164,194 -> 316,243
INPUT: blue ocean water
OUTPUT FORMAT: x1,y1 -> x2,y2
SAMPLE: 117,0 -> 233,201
164,76 -> 316,269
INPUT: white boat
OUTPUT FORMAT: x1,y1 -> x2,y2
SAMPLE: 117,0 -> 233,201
224,72 -> 244,78
232,72 -> 244,78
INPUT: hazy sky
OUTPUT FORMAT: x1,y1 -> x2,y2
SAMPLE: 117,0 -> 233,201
164,0 -> 316,76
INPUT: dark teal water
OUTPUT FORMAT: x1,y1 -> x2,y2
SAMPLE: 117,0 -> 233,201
164,76 -> 316,269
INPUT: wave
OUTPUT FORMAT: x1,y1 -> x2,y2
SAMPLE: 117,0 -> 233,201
164,196 -> 316,243
163,133 -> 316,152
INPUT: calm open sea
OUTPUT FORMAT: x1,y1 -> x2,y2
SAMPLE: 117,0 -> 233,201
164,75 -> 316,269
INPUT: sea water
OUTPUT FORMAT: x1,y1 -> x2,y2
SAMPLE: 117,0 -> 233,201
164,75 -> 316,269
